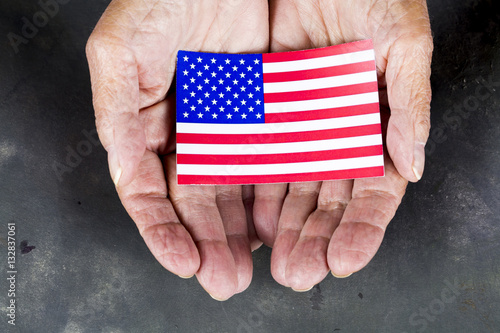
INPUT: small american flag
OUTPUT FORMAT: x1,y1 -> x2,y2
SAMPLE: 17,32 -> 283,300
176,39 -> 384,185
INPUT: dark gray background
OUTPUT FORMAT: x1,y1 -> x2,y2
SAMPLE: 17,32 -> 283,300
1,0 -> 499,332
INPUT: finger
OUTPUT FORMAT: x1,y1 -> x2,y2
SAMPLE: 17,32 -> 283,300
86,18 -> 146,187
327,157 -> 407,277
138,96 -> 176,156
117,150 -> 200,278
270,182 -> 321,286
253,184 -> 287,247
216,186 -> 253,293
384,1 -> 433,182
242,185 -> 263,251
86,0 -> 183,187
285,180 -> 352,291
166,155 -> 237,300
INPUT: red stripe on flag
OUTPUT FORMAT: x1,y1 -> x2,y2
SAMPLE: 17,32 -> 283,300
263,61 -> 375,83
264,82 -> 378,103
177,145 -> 383,165
177,166 -> 384,185
265,103 -> 380,123
262,40 -> 373,63
177,124 -> 381,145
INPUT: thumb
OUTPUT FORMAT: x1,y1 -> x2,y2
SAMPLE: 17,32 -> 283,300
105,112 -> 146,187
86,35 -> 146,187
384,19 -> 433,182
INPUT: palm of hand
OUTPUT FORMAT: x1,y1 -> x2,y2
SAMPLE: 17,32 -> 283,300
87,0 -> 269,300
249,0 -> 432,290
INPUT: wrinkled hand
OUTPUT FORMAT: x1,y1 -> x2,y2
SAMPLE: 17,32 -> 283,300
252,0 -> 433,290
86,0 -> 269,300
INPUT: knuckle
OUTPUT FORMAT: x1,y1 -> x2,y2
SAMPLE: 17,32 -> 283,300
95,116 -> 112,136
85,30 -> 109,61
288,182 -> 321,197
416,113 -> 431,139
86,29 -> 135,68
356,189 -> 402,214
414,31 -> 434,57
85,32 -> 98,57
317,199 -> 349,212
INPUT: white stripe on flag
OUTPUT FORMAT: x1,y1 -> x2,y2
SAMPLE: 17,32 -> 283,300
264,91 -> 379,113
177,134 -> 382,155
262,50 -> 375,73
263,71 -> 377,93
177,155 -> 384,176
177,113 -> 380,135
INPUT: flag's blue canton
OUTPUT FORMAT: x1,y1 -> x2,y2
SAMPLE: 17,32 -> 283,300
176,51 -> 265,124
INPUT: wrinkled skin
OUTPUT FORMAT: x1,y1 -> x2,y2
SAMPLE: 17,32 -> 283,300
86,0 -> 269,301
86,0 -> 432,298
258,0 -> 433,291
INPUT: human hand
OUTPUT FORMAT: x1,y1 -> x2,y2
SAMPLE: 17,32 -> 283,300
86,0 -> 269,300
252,0 -> 433,290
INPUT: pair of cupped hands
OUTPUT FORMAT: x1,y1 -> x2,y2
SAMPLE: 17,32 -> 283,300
86,0 -> 433,300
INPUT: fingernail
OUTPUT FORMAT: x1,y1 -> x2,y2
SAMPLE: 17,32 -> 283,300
209,294 -> 227,302
412,142 -> 426,181
178,274 -> 194,279
113,166 -> 123,187
107,146 -> 121,186
331,272 -> 352,278
292,286 -> 314,292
